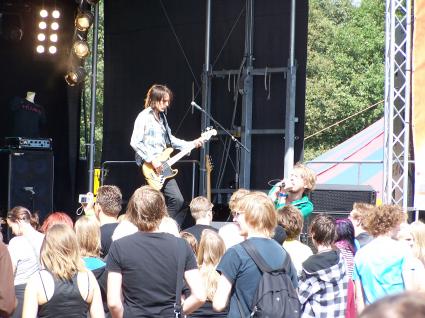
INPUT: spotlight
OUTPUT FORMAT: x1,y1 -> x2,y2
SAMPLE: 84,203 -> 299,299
50,34 -> 58,42
39,21 -> 47,29
75,11 -> 93,32
37,33 -> 46,41
51,22 -> 59,30
52,10 -> 61,19
65,66 -> 87,86
36,45 -> 45,53
48,46 -> 57,54
40,9 -> 48,18
72,40 -> 90,59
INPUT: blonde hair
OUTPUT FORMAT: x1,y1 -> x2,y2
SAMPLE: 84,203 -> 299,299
197,230 -> 226,300
236,191 -> 277,237
228,188 -> 250,212
410,221 -> 425,265
126,186 -> 167,232
351,202 -> 375,226
40,224 -> 85,280
75,216 -> 101,258
189,196 -> 213,220
293,162 -> 317,194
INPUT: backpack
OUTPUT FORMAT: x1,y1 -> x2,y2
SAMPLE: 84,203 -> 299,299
239,240 -> 301,318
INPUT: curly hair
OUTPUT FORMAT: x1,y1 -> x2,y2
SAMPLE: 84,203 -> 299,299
96,185 -> 122,217
363,204 -> 405,237
277,205 -> 303,240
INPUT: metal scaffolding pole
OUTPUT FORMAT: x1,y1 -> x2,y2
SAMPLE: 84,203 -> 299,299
284,0 -> 297,178
88,3 -> 100,192
199,0 -> 212,196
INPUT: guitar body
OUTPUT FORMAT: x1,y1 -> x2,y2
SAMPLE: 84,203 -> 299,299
140,128 -> 217,191
142,148 -> 178,190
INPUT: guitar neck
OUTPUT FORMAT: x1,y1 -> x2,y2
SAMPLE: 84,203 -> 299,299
167,145 -> 195,166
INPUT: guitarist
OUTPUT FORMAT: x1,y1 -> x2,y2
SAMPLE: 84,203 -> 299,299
130,84 -> 203,223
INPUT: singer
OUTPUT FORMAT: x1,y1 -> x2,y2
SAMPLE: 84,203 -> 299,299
130,84 -> 203,223
267,163 -> 317,218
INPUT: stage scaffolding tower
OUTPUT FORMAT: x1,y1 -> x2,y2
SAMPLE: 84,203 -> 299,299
383,0 -> 413,210
198,0 -> 297,196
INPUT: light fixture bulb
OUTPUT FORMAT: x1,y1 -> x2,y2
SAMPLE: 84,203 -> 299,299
37,33 -> 46,41
51,22 -> 59,30
36,45 -> 45,53
52,10 -> 60,19
40,9 -> 48,18
39,21 -> 47,30
50,34 -> 58,42
48,46 -> 57,54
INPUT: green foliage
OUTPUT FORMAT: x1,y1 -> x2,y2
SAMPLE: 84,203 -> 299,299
304,0 -> 385,161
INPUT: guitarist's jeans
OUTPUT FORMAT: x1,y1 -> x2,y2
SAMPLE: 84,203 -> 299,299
163,178 -> 185,225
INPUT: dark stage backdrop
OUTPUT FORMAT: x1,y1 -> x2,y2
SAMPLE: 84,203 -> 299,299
103,0 -> 308,202
0,0 -> 80,221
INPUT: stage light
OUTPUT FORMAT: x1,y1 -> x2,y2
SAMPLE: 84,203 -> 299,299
65,66 -> 87,86
72,40 -> 90,59
48,46 -> 57,54
50,34 -> 58,42
39,21 -> 47,29
51,22 -> 59,31
36,45 -> 45,53
75,11 -> 93,32
40,9 -> 48,18
52,10 -> 60,19
37,33 -> 46,41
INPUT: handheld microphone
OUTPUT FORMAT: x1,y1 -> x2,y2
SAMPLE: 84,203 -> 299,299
276,180 -> 285,189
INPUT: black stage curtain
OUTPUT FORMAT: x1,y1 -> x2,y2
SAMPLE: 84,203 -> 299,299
103,0 -> 308,200
0,0 -> 80,220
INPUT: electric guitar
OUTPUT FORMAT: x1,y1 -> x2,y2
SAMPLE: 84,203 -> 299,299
142,127 -> 217,190
206,155 -> 213,201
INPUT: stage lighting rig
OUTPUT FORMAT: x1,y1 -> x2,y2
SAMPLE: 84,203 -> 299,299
75,10 -> 93,32
65,66 -> 87,86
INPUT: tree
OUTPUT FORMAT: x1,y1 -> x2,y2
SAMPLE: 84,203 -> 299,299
304,0 -> 385,160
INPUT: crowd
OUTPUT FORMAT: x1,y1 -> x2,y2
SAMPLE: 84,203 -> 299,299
1,164 -> 425,318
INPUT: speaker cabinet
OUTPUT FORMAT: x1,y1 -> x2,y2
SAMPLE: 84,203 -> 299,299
309,184 -> 376,212
0,149 -> 54,222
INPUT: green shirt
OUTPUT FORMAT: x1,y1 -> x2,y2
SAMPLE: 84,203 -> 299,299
268,186 -> 314,218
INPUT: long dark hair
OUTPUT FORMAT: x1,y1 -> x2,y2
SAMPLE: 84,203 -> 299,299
144,84 -> 173,108
335,218 -> 356,254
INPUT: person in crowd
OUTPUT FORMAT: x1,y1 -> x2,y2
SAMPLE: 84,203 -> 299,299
395,223 -> 425,292
298,214 -> 348,318
218,189 -> 250,249
335,218 -> 356,278
188,230 -> 227,317
130,84 -> 204,224
348,202 -> 375,249
111,214 -> 138,242
107,186 -> 206,317
83,185 -> 122,257
353,205 -> 415,313
158,216 -> 180,237
0,240 -> 16,317
75,216 -> 109,315
358,291 -> 425,318
410,221 -> 425,266
278,205 -> 313,276
181,231 -> 198,255
268,163 -> 317,219
6,207 -> 44,318
184,196 -> 217,243
22,224 -> 104,318
39,212 -> 73,233
213,192 -> 298,317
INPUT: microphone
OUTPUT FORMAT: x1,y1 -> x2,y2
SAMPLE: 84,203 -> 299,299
191,101 -> 202,111
275,180 -> 285,189
23,186 -> 35,195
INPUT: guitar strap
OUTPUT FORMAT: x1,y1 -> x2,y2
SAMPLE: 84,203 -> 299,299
160,112 -> 172,147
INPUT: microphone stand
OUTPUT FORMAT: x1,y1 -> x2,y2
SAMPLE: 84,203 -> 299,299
191,101 -> 250,190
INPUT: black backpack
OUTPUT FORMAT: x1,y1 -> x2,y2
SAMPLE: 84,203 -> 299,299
238,240 -> 301,318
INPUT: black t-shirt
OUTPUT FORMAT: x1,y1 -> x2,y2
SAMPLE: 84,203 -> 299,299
183,224 -> 218,243
188,301 -> 227,318
107,232 -> 197,317
9,97 -> 46,137
100,222 -> 119,257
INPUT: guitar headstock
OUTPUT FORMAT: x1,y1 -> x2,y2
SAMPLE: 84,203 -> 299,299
206,155 -> 213,174
200,127 -> 217,141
